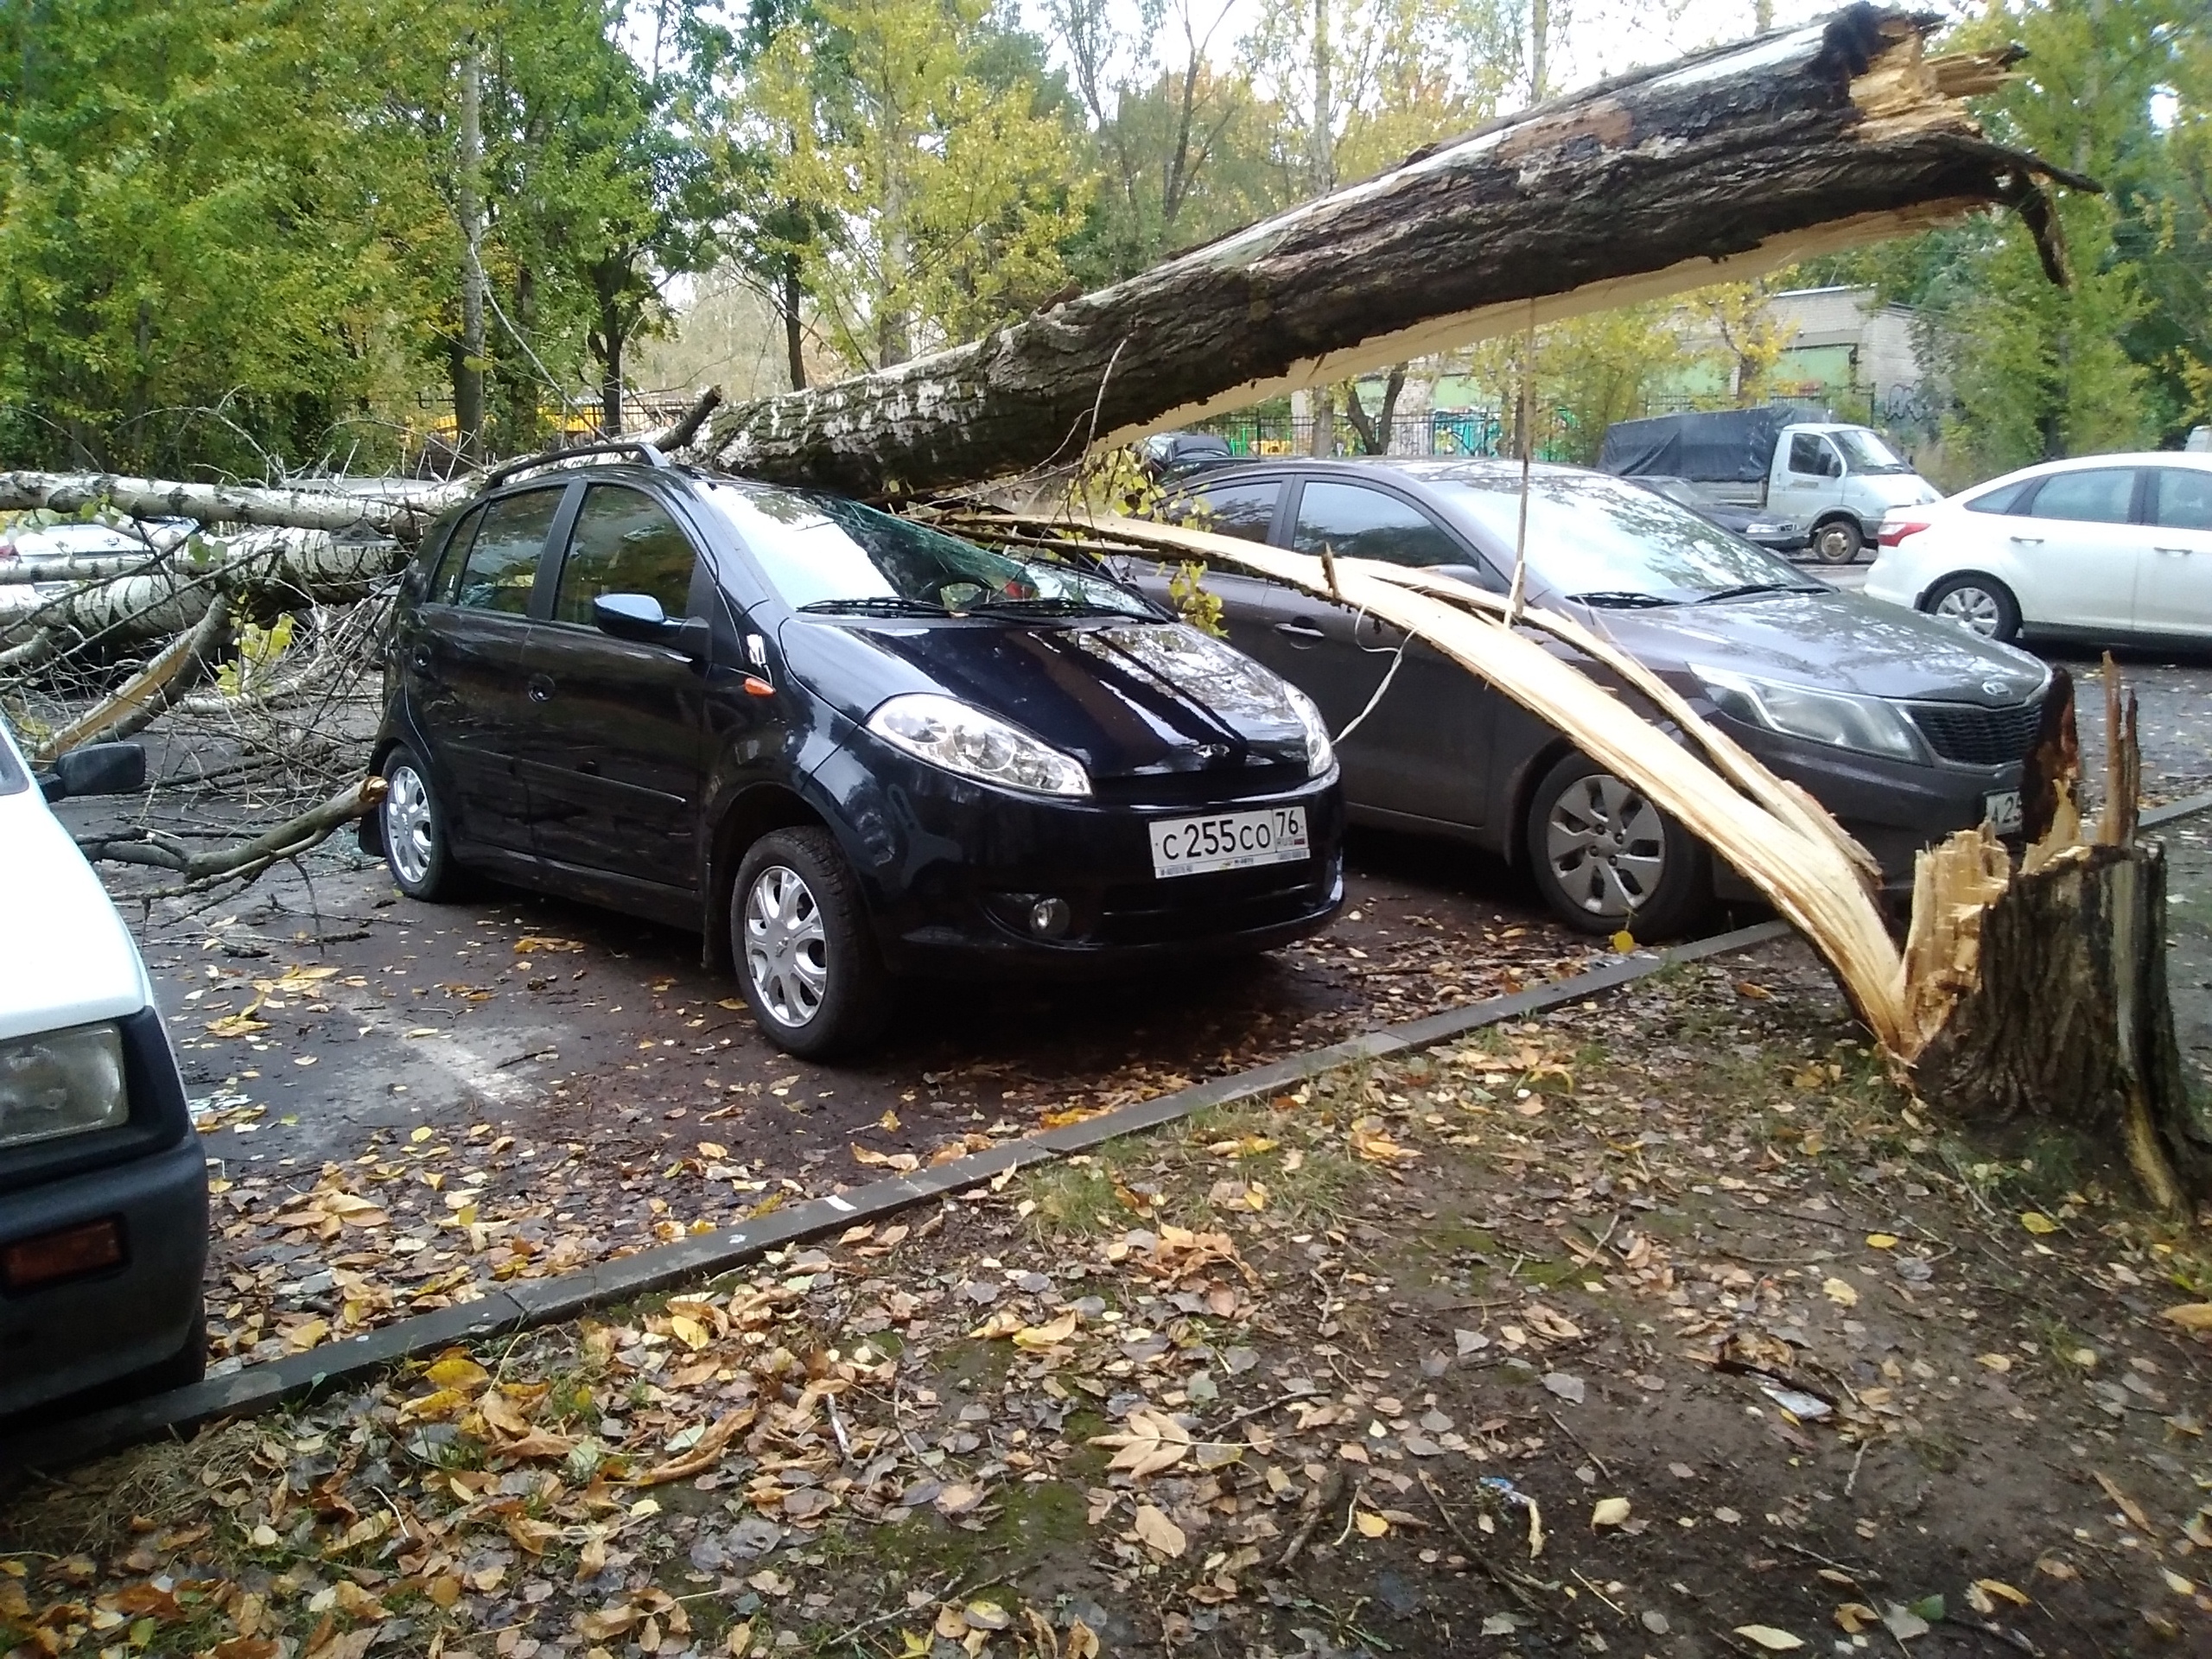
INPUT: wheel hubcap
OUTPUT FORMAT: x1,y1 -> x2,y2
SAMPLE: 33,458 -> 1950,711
1817,524 -> 1855,562
1545,772 -> 1667,921
745,865 -> 830,1027
1934,587 -> 2001,637
385,764 -> 435,887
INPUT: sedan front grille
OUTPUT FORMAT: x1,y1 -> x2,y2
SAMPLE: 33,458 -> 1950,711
1908,699 -> 2043,766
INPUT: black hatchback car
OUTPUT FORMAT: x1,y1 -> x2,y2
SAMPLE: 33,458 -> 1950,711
365,446 -> 1344,1056
1137,458 -> 2050,937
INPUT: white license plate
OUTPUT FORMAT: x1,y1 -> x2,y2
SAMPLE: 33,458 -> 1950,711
1149,807 -> 1310,878
1984,790 -> 2023,834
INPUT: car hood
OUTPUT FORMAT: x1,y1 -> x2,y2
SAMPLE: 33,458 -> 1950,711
0,785 -> 152,1042
1583,588 -> 2049,704
784,615 -> 1314,781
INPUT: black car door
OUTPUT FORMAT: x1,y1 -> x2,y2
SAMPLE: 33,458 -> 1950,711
513,482 -> 709,891
1274,477 -> 1500,829
406,486 -> 565,853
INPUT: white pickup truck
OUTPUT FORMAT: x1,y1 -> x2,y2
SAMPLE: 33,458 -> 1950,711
1599,405 -> 1941,564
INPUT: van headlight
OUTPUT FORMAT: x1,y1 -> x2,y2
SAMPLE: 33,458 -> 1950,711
1285,683 -> 1335,777
1691,664 -> 1927,762
868,693 -> 1091,797
0,1022 -> 128,1149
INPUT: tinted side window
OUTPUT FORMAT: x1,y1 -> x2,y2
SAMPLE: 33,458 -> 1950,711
429,505 -> 485,603
2027,468 -> 2137,525
454,489 -> 563,613
1964,479 -> 2033,515
1787,434 -> 1833,475
553,486 -> 699,625
1292,481 -> 1464,568
2151,468 -> 2212,532
1172,480 -> 1280,543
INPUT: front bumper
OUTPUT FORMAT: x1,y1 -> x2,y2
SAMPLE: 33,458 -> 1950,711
1713,719 -> 2024,893
0,1136 -> 207,1418
810,735 -> 1347,976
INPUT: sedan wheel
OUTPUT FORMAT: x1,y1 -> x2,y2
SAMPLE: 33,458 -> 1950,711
1922,574 -> 2021,644
1525,753 -> 1709,938
744,864 -> 830,1027
379,747 -> 463,899
730,827 -> 890,1058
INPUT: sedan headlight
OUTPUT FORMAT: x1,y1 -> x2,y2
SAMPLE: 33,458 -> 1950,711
1284,683 -> 1335,778
1692,664 -> 1927,762
868,693 -> 1090,797
0,1021 -> 128,1150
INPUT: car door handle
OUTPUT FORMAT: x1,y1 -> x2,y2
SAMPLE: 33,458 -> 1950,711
2153,545 -> 2193,556
1274,620 -> 1326,642
2008,535 -> 2044,545
526,672 -> 555,703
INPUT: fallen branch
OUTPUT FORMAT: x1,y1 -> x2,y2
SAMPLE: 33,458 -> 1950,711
76,775 -> 386,893
33,594 -> 233,762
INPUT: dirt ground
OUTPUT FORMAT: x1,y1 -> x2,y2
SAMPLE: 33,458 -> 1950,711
9,936 -> 2211,1659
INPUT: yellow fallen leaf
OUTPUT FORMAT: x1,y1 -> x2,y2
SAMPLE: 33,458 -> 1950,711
1976,1352 -> 2013,1372
1974,1579 -> 2030,1607
1865,1233 -> 1898,1249
1733,1625 -> 1804,1651
1354,1510 -> 1389,1538
206,1014 -> 270,1039
1822,1277 -> 1859,1307
1133,1503 -> 1186,1558
425,1352 -> 490,1391
2020,1211 -> 2059,1235
668,1314 -> 710,1351
1065,1621 -> 1100,1659
725,1618 -> 754,1657
286,1319 -> 328,1352
1590,1497 -> 1630,1528
1834,1603 -> 1878,1633
1013,1310 -> 1079,1350
1091,1408 -> 1193,1478
2164,1569 -> 2196,1596
2163,1302 -> 2212,1330
1610,930 -> 1636,953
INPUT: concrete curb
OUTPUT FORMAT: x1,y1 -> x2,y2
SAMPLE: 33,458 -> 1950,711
2,918 -> 1790,1478
2143,790 -> 2212,829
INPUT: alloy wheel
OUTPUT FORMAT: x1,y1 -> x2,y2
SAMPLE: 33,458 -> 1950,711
1544,772 -> 1667,922
744,864 -> 830,1027
1932,584 -> 2002,637
385,762 -> 435,887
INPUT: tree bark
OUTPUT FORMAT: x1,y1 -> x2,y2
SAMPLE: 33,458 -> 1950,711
30,595 -> 233,762
0,472 -> 460,543
691,5 -> 2069,497
1342,366 -> 1407,454
455,41 -> 486,463
783,256 -> 809,391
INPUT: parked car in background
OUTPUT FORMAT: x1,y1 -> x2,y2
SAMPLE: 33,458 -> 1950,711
1135,457 -> 2050,936
1599,404 -> 1940,563
1136,431 -> 1235,483
365,445 -> 1344,1058
1,724 -> 207,1421
1866,453 -> 2212,645
1629,475 -> 1810,556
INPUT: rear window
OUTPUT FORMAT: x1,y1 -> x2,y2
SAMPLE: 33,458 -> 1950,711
1167,480 -> 1280,543
452,488 -> 563,614
1964,479 -> 2034,515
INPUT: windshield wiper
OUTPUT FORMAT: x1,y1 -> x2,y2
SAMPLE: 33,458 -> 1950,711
798,595 -> 951,616
1568,590 -> 1675,608
976,594 -> 1141,617
1696,582 -> 1817,604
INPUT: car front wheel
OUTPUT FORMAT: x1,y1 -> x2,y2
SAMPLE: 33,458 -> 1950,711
1811,518 -> 1865,563
732,828 -> 890,1058
1921,574 -> 2021,644
380,747 -> 465,900
1525,753 -> 1710,939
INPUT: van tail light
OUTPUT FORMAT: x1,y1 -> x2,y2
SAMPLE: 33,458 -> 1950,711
1878,519 -> 1931,549
3,1218 -> 124,1290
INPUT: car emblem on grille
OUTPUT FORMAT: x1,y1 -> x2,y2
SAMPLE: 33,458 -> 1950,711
1981,679 -> 2012,697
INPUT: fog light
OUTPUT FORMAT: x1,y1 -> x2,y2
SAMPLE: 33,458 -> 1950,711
1027,897 -> 1072,938
3,1217 -> 124,1290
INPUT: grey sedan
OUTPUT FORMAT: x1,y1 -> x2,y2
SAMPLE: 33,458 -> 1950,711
1129,458 -> 2051,936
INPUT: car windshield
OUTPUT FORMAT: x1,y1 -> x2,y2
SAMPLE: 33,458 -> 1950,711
1432,472 -> 1821,605
1828,429 -> 1910,474
705,486 -> 1154,619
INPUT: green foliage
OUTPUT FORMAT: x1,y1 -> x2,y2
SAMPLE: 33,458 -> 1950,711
1167,561 -> 1226,636
216,614 -> 296,700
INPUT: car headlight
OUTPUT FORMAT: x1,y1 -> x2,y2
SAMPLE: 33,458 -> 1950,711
0,1021 -> 128,1150
1284,683 -> 1335,778
867,693 -> 1090,797
1691,664 -> 1926,762
1744,521 -> 1791,537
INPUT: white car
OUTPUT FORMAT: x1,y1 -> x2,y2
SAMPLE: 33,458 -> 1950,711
0,723 -> 207,1418
1865,452 -> 2212,644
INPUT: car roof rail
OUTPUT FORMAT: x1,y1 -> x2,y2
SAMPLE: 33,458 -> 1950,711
480,438 -> 673,490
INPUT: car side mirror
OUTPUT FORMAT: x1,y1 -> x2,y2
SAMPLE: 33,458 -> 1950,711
41,741 -> 146,803
1434,562 -> 1509,594
593,592 -> 710,658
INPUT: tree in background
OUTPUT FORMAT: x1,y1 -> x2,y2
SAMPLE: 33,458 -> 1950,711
743,0 -> 1087,372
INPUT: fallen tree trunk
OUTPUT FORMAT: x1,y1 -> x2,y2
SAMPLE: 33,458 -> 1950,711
0,473 -> 459,542
31,594 -> 233,762
690,5 -> 2072,495
75,775 -> 386,895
